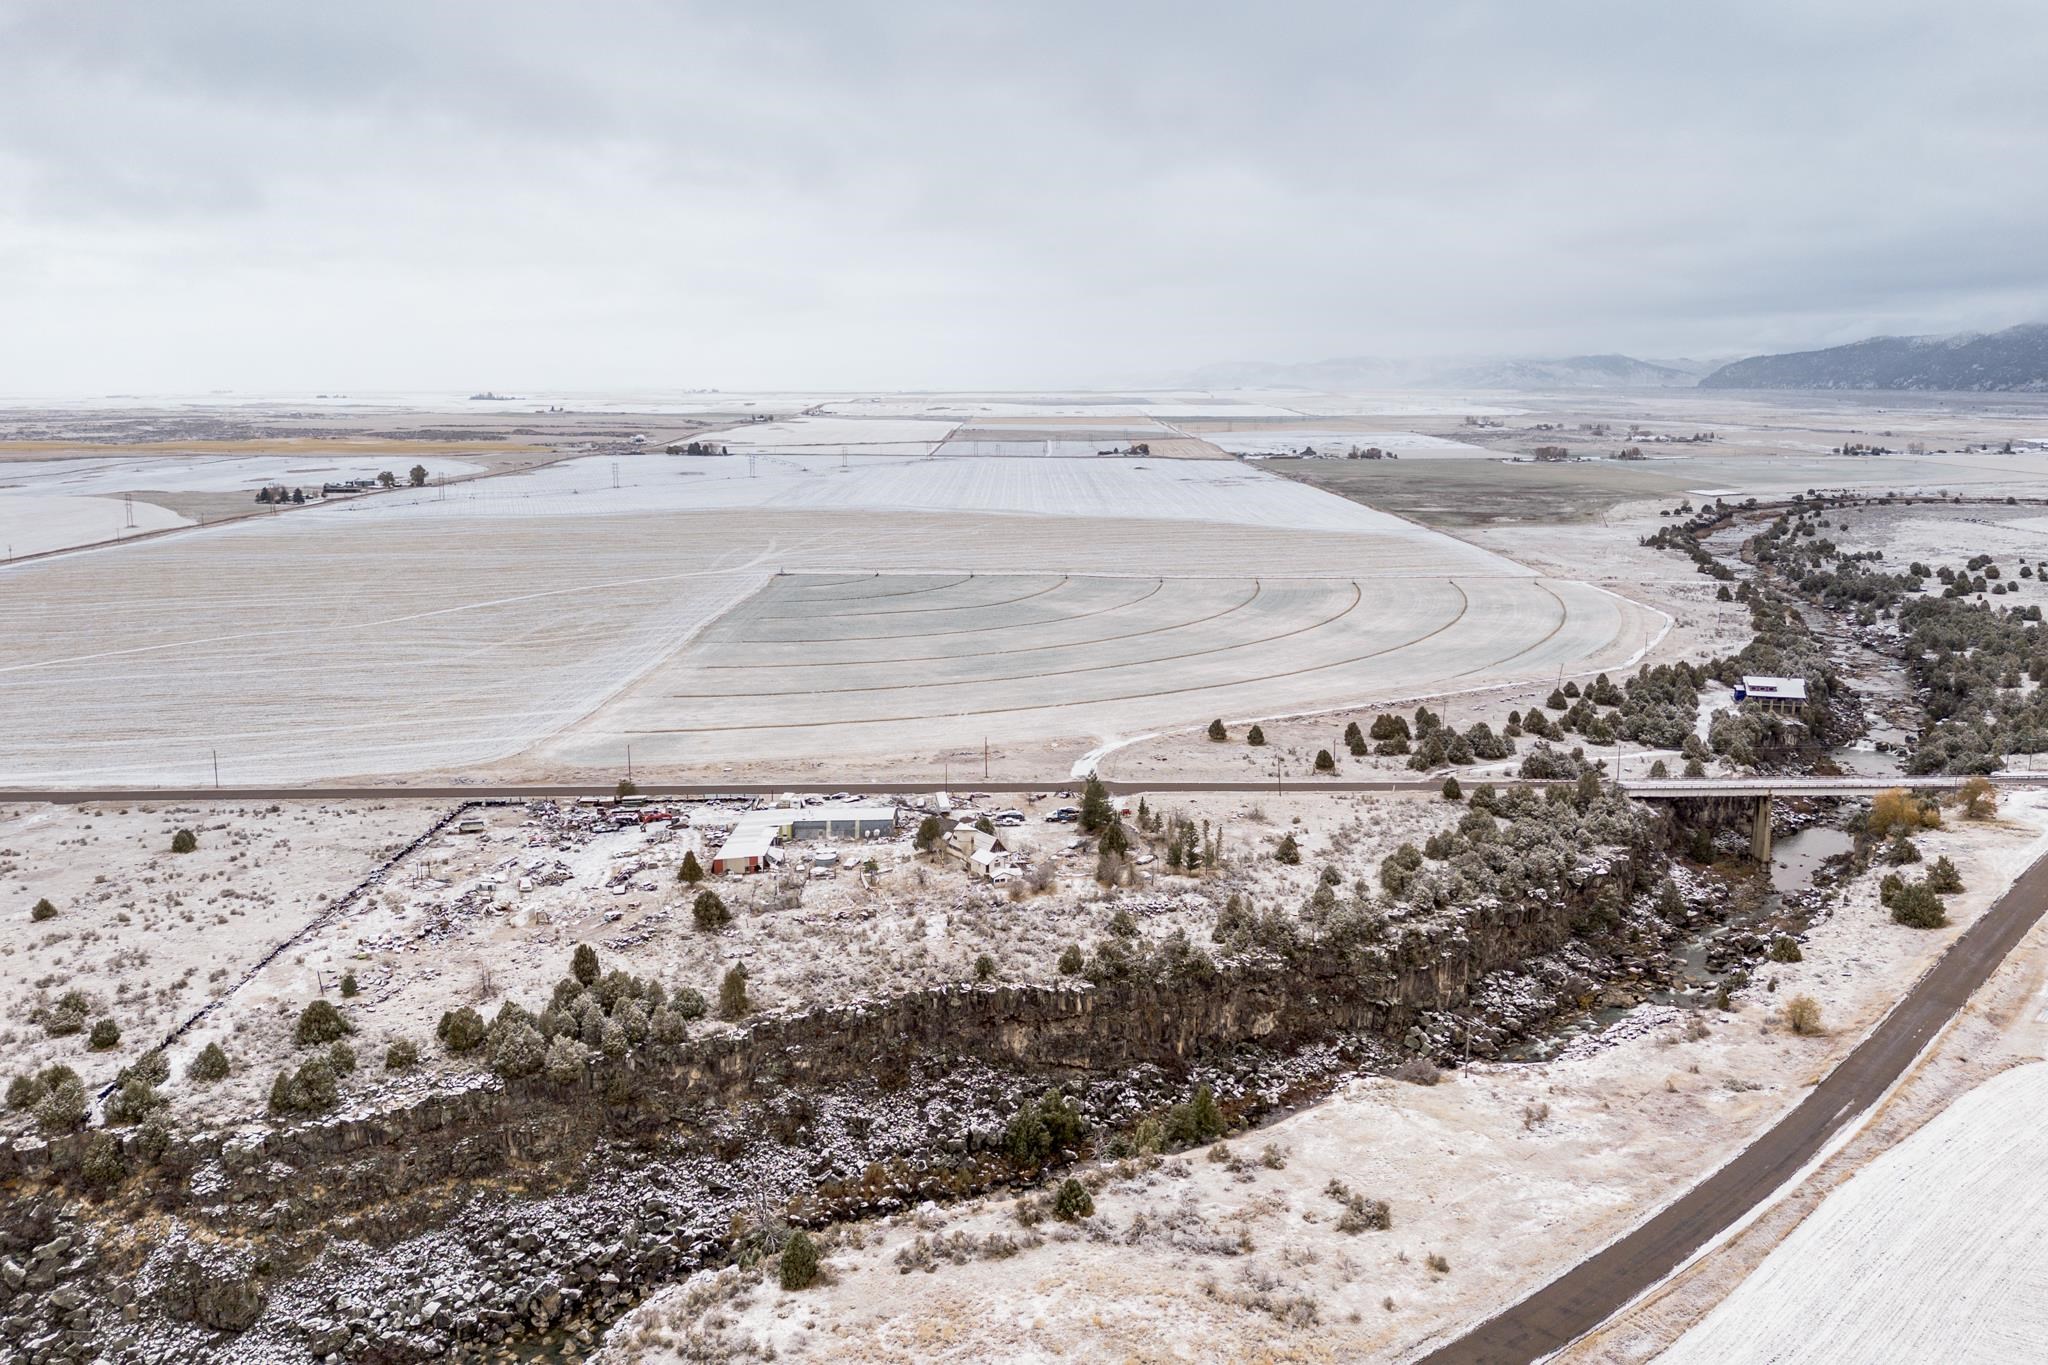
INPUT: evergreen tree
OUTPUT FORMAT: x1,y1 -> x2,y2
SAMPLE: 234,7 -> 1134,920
1079,775 -> 1114,833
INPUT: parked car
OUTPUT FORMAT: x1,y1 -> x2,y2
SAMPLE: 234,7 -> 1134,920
1045,806 -> 1081,823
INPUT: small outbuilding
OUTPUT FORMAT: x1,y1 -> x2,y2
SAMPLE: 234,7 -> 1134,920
710,824 -> 775,875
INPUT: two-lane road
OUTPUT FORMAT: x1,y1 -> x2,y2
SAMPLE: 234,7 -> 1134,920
1414,846 -> 2048,1364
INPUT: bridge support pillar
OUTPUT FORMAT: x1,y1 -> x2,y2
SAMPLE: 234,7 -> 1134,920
1750,795 -> 1773,864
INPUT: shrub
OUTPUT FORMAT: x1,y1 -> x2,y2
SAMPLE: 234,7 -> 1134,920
79,1133 -> 126,1191
692,889 -> 731,933
1869,788 -> 1934,839
1052,1177 -> 1095,1221
915,815 -> 946,852
1336,1193 -> 1392,1233
1767,935 -> 1803,963
294,999 -> 352,1046
616,778 -> 638,798
1890,880 -> 1948,928
187,1042 -> 232,1083
544,1035 -> 590,1086
1958,774 -> 1998,819
31,897 -> 56,922
88,1017 -> 120,1050
268,1057 -> 339,1115
1274,832 -> 1300,864
974,953 -> 997,982
678,850 -> 704,884
384,1039 -> 419,1071
779,1230 -> 821,1290
1207,719 -> 1227,742
572,943 -> 600,986
339,970 -> 359,998
1057,944 -> 1085,975
1649,759 -> 1669,779
717,964 -> 750,1020
44,990 -> 92,1036
1783,994 -> 1823,1035
1162,1084 -> 1225,1147
1425,1252 -> 1451,1275
1926,855 -> 1964,894
104,1077 -> 161,1125
438,1006 -> 486,1054
1097,820 -> 1131,859
1246,725 -> 1266,746
1885,835 -> 1921,865
490,1023 -> 545,1078
1441,776 -> 1462,801
170,828 -> 198,854
1314,749 -> 1336,773
670,986 -> 708,1020
34,1074 -> 88,1135
326,1040 -> 357,1076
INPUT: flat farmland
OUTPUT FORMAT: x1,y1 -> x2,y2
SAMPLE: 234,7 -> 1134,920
538,568 -> 1652,770
1,458 -> 1652,785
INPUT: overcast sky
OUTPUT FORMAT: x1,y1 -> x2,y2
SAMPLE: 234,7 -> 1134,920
2,0 -> 2044,394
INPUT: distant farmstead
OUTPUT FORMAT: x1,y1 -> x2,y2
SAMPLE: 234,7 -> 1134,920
1735,675 -> 1807,713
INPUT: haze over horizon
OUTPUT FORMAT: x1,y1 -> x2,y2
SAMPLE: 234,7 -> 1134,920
3,0 -> 2045,395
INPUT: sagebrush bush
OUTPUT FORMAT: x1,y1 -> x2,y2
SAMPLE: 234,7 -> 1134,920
1783,994 -> 1823,1035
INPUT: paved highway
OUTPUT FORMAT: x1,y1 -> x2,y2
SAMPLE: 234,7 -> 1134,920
0,778 -> 1463,804
1413,845 -> 2048,1364
0,775 -> 2032,806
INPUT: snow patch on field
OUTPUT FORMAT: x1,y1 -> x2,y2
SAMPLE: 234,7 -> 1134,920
1662,1062 -> 2048,1365
0,492 -> 190,556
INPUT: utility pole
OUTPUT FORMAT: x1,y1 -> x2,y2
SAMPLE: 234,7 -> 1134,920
211,749 -> 220,789
1275,754 -> 1283,795
626,744 -> 634,784
983,737 -> 989,781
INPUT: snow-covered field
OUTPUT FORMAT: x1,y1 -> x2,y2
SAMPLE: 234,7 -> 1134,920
1200,429 -> 1499,458
543,570 -> 1645,771
0,492 -> 191,557
304,451 -> 1445,536
676,416 -> 961,454
1661,1062 -> 2048,1365
0,452 -> 484,495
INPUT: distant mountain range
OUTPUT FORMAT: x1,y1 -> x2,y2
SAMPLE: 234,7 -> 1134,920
1699,324 -> 2048,391
1187,325 -> 2048,394
1184,353 -> 1712,391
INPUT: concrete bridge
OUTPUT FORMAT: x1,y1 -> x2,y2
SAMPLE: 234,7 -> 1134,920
1619,774 -> 2003,861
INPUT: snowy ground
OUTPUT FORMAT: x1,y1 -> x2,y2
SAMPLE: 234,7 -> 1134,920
301,451 -> 1440,536
542,571 -> 1650,772
60,789 -> 1451,1129
1199,429 -> 1500,458
0,492 -> 192,558
1659,1062 -> 2048,1364
0,451 -> 485,496
673,417 -> 961,455
595,789 -> 2048,1364
0,799 -> 442,1121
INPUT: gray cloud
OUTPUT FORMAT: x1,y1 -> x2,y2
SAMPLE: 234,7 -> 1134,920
1,0 -> 2044,392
